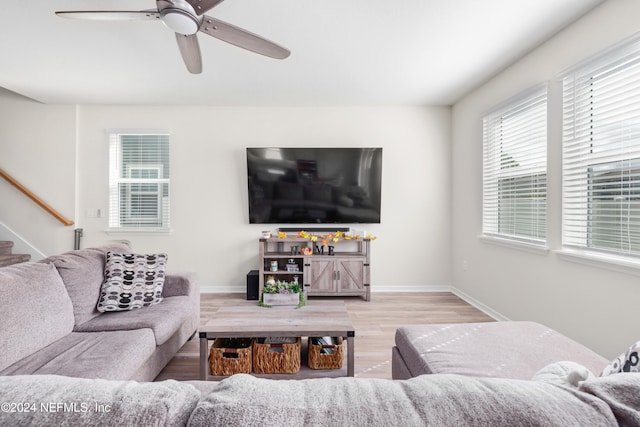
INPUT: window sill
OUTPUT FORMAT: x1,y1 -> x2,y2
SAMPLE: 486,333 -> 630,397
105,228 -> 172,235
556,248 -> 640,276
478,234 -> 549,255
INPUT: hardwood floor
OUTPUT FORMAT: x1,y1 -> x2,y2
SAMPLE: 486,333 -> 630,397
155,292 -> 494,381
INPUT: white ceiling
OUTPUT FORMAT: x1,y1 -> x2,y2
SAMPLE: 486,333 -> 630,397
1,0 -> 603,106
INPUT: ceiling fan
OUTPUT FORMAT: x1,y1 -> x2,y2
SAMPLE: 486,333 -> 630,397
55,0 -> 291,74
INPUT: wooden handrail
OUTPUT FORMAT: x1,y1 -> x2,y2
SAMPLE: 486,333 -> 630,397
0,168 -> 74,226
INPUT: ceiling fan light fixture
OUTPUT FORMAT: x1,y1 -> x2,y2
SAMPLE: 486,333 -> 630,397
56,0 -> 290,73
160,8 -> 200,35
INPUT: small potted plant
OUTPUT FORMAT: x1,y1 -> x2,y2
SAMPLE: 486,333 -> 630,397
259,277 -> 305,308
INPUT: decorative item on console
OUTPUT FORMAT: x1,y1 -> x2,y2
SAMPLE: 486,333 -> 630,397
286,259 -> 299,272
259,277 -> 305,308
278,230 -> 377,244
276,230 -> 377,256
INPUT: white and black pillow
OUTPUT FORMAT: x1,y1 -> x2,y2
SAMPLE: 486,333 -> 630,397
97,252 -> 168,312
601,340 -> 640,376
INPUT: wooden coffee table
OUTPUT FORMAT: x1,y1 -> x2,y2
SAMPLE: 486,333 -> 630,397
199,300 -> 355,380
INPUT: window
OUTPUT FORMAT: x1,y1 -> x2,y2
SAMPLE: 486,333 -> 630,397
109,133 -> 170,230
482,85 -> 548,245
562,34 -> 640,258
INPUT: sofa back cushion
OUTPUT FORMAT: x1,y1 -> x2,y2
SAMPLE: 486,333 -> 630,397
41,242 -> 131,326
0,262 -> 75,372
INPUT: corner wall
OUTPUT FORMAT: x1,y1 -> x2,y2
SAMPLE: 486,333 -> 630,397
451,0 -> 640,358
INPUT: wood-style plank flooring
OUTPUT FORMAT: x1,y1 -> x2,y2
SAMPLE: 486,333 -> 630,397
155,292 -> 494,381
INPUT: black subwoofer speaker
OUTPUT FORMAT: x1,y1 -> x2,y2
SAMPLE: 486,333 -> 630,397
246,270 -> 259,300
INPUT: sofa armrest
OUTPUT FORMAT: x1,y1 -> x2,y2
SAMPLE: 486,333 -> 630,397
162,272 -> 200,336
163,272 -> 198,298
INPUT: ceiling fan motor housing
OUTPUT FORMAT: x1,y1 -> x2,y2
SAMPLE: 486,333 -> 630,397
158,0 -> 201,35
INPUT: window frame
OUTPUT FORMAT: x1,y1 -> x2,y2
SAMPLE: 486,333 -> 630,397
561,33 -> 640,263
108,132 -> 171,233
481,84 -> 548,248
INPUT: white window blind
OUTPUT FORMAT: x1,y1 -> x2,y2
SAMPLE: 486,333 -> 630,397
482,85 -> 547,245
562,34 -> 640,257
109,133 -> 170,230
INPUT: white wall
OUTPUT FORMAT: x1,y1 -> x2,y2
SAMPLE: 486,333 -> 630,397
451,0 -> 640,359
73,106 -> 451,292
0,88 -> 451,293
0,89 -> 76,256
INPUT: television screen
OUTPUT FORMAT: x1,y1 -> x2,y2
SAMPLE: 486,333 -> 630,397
247,147 -> 382,224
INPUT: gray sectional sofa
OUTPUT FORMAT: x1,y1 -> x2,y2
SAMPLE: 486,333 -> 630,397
0,242 -> 199,381
2,246 -> 639,426
391,321 -> 610,380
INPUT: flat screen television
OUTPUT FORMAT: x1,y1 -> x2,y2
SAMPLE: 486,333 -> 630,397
247,147 -> 382,224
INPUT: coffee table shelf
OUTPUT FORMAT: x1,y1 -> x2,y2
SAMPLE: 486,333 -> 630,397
199,300 -> 355,380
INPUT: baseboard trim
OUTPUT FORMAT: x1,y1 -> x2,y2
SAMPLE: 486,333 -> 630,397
200,285 -> 245,294
450,287 -> 510,322
372,285 -> 453,292
199,284 -> 452,294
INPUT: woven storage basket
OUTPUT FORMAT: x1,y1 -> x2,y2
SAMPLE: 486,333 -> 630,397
253,337 -> 301,374
308,336 -> 344,370
209,338 -> 253,376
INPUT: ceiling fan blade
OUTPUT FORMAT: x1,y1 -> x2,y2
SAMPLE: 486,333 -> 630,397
185,0 -> 225,16
55,11 -> 160,21
175,33 -> 203,74
199,15 -> 290,60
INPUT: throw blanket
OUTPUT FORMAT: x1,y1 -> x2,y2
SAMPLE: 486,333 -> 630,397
2,369 -> 638,426
0,375 -> 200,427
188,373 -> 619,427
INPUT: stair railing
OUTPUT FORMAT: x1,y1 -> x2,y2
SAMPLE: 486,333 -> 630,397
0,168 -> 74,226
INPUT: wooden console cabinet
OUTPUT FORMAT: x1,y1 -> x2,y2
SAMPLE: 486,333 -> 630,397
258,237 -> 371,301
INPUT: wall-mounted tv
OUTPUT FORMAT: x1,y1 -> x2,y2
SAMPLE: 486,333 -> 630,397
247,147 -> 382,224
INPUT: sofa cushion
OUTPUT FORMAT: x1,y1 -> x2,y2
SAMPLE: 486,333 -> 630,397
97,251 -> 167,312
41,242 -> 131,326
188,373 -> 618,427
0,375 -> 200,427
0,262 -> 75,372
0,329 -> 157,380
76,296 -> 190,346
394,321 -> 609,379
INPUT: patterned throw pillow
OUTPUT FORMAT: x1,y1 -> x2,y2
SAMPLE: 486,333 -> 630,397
97,252 -> 168,312
601,340 -> 640,376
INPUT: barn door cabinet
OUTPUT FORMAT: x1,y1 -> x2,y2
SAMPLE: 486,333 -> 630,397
258,237 -> 371,301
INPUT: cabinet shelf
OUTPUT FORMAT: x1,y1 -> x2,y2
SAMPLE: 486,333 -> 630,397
264,253 -> 305,258
265,272 -> 302,277
264,253 -> 365,258
258,237 -> 371,301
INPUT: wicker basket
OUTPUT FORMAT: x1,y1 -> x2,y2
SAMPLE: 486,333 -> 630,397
209,338 -> 253,376
308,337 -> 344,370
252,337 -> 301,374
